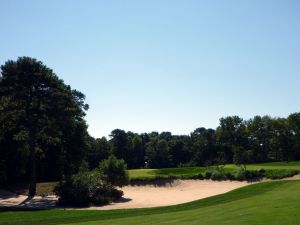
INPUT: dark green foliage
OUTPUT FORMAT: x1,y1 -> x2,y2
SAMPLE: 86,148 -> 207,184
210,170 -> 228,180
98,155 -> 129,187
264,169 -> 298,179
231,169 -> 263,181
233,146 -> 251,169
145,138 -> 171,168
203,168 -> 264,181
0,57 -> 89,195
87,136 -> 111,169
87,113 -> 300,171
109,129 -> 130,163
54,156 -> 127,206
204,170 -> 213,179
54,170 -> 123,206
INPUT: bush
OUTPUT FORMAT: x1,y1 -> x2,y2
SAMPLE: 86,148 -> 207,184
265,169 -> 298,179
98,155 -> 129,187
180,173 -> 204,180
225,171 -> 235,180
54,170 -> 123,206
202,169 -> 264,181
194,173 -> 204,179
210,170 -> 227,180
204,170 -> 213,179
258,168 -> 266,174
232,170 -> 246,181
231,169 -> 264,181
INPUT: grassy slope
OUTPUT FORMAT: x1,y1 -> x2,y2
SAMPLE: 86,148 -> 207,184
0,180 -> 300,225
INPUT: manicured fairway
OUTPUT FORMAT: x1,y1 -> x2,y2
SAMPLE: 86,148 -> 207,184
1,180 -> 300,225
129,167 -> 207,180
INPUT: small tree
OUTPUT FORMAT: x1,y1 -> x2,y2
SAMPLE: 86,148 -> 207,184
98,155 -> 129,187
54,170 -> 123,206
233,146 -> 251,170
215,152 -> 227,170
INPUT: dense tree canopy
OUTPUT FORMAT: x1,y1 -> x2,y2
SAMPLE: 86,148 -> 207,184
0,57 -> 89,195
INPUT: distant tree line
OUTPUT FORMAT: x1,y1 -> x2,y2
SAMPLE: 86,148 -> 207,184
1,57 -> 300,195
88,113 -> 300,170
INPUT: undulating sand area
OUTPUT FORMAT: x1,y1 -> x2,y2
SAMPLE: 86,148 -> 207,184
0,179 -> 250,210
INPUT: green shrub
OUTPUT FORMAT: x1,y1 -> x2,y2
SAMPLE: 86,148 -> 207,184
195,173 -> 204,179
54,170 -> 123,206
231,169 -> 264,181
180,173 -> 204,179
204,170 -> 213,179
202,169 -> 264,181
210,170 -> 227,180
55,156 -> 129,206
265,169 -> 298,179
225,171 -> 235,180
232,170 -> 246,181
98,155 -> 129,187
258,168 -> 266,174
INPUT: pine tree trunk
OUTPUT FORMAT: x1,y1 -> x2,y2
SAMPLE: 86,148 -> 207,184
28,144 -> 36,196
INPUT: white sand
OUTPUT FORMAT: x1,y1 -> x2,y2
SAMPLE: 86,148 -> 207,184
89,180 -> 249,210
0,179 -> 250,210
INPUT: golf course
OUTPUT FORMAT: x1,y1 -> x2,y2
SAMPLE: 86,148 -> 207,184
1,1 -> 299,223
1,161 -> 300,225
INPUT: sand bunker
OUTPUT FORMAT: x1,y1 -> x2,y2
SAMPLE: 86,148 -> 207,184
90,180 -> 249,210
0,179 -> 249,210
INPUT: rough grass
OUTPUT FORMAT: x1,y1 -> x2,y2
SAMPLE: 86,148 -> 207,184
1,180 -> 300,225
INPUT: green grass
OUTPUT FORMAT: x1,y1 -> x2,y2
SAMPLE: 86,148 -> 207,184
1,180 -> 300,225
129,167 -> 207,181
129,161 -> 300,181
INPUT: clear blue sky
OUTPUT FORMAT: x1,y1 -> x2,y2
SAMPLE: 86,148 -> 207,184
1,0 -> 300,138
